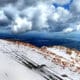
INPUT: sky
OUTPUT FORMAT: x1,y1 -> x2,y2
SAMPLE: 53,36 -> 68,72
0,0 -> 80,34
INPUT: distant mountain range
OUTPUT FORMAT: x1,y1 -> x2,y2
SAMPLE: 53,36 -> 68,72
0,31 -> 80,50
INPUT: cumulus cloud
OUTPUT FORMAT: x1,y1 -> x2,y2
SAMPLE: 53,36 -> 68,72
12,16 -> 32,33
63,0 -> 80,33
0,10 -> 10,26
63,27 -> 74,33
54,0 -> 71,5
0,0 -> 17,6
70,0 -> 80,14
0,10 -> 7,22
64,22 -> 80,32
51,7 -> 71,22
3,4 -> 19,20
0,0 -> 80,33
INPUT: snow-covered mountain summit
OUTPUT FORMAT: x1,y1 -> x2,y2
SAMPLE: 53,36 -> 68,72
0,39 -> 80,80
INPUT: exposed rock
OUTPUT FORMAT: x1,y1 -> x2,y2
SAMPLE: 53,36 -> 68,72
0,39 -> 80,80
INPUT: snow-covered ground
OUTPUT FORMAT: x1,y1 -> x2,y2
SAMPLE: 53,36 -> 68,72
0,39 -> 80,80
0,40 -> 46,80
0,53 -> 46,80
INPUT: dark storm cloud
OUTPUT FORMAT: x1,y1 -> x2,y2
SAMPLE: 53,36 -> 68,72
0,0 -> 80,33
0,0 -> 17,6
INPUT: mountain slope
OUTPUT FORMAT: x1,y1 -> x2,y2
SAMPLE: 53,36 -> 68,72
0,39 -> 80,80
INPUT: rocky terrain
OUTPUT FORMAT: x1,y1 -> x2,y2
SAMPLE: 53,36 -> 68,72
0,39 -> 80,80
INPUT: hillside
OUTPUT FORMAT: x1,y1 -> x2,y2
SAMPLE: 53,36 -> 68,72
0,39 -> 80,80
